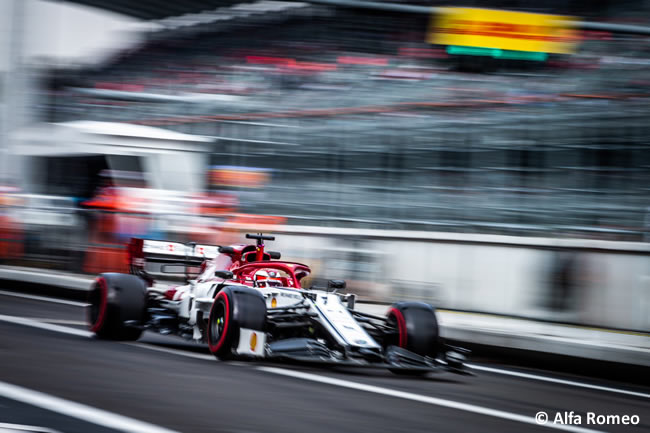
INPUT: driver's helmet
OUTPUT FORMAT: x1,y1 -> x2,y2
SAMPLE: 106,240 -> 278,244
254,269 -> 282,288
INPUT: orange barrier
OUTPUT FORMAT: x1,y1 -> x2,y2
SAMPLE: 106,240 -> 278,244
0,217 -> 24,261
0,238 -> 23,261
83,246 -> 128,274
82,208 -> 149,274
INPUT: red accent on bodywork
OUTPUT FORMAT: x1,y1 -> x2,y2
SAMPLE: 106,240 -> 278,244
198,261 -> 207,276
90,277 -> 108,333
255,246 -> 264,262
164,288 -> 177,300
241,251 -> 271,264
389,308 -> 407,349
208,291 -> 230,354
230,262 -> 311,289
127,238 -> 144,268
217,244 -> 252,268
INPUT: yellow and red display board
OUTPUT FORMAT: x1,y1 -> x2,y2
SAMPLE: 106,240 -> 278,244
429,8 -> 579,55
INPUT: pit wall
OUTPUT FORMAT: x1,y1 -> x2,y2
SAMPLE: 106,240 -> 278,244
258,226 -> 650,332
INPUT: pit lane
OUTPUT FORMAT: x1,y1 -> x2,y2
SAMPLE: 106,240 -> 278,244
0,290 -> 648,433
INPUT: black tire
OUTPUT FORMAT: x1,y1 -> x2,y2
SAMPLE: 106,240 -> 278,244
88,273 -> 147,341
207,286 -> 266,360
386,302 -> 440,375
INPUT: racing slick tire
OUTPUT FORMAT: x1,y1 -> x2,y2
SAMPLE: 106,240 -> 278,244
88,273 -> 147,341
207,286 -> 266,360
386,302 -> 440,375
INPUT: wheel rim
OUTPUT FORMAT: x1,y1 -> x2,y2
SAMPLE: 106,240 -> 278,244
210,301 -> 226,343
208,292 -> 230,354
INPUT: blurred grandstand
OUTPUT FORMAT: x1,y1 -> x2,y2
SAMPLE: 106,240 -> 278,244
18,0 -> 650,242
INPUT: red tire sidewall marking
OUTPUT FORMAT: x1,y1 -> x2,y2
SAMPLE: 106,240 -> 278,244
389,308 -> 407,348
208,291 -> 230,354
90,277 -> 108,333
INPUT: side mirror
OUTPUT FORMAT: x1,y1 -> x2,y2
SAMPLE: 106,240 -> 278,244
268,251 -> 281,259
218,246 -> 235,254
215,271 -> 234,279
327,279 -> 346,290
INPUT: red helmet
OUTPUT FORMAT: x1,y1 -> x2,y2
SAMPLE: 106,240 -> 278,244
254,270 -> 282,288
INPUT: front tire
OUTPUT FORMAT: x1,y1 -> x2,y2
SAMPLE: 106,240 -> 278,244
88,273 -> 146,341
207,286 -> 266,360
386,302 -> 440,375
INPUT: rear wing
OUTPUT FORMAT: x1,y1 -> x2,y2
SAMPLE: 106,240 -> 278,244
128,238 -> 220,279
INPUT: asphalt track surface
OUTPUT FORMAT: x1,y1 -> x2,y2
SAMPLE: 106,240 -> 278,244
0,290 -> 648,433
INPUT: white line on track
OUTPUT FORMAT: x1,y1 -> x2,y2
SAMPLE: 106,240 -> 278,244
258,367 -> 604,433
20,318 -> 87,326
0,312 -> 646,407
0,314 -> 92,338
468,364 -> 650,399
0,422 -> 61,433
0,313 -> 217,362
0,313 -> 216,363
41,319 -> 88,326
126,343 -> 215,361
0,290 -> 89,307
0,381 -> 180,433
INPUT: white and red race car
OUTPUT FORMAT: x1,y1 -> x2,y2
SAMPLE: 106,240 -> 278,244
88,233 -> 468,375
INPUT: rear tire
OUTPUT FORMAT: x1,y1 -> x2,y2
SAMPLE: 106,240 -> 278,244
88,273 -> 146,341
207,286 -> 266,360
386,302 -> 440,375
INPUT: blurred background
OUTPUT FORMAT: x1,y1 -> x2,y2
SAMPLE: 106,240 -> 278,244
0,0 -> 648,332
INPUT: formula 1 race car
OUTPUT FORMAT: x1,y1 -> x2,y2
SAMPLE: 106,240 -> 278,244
87,233 -> 468,375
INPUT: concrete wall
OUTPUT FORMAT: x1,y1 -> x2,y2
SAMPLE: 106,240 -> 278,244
254,226 -> 650,332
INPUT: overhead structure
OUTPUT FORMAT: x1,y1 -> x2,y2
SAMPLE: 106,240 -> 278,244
67,0 -> 314,22
68,0 -> 248,21
69,0 -> 650,35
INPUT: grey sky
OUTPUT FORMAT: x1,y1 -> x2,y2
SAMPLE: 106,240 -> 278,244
1,0 -> 147,69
